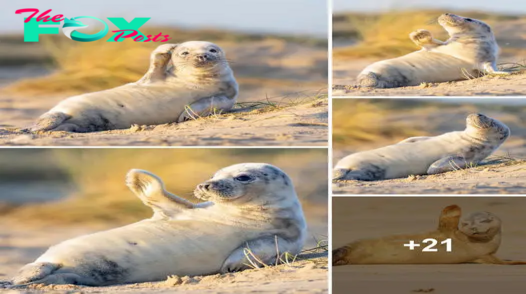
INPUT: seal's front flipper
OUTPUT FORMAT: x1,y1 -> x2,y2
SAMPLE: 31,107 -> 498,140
427,156 -> 470,175
177,95 -> 235,122
483,62 -> 510,75
137,44 -> 179,84
220,236 -> 299,273
126,169 -> 205,219
437,205 -> 461,232
397,136 -> 432,144
31,112 -> 73,132
11,262 -> 59,285
409,29 -> 445,50
472,254 -> 526,265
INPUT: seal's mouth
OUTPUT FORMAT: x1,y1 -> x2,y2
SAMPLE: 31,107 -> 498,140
194,181 -> 238,202
467,113 -> 493,129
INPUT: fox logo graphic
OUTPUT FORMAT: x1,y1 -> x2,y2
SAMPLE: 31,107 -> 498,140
15,8 -> 171,43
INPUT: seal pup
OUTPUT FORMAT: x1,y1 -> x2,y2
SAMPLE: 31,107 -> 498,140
358,13 -> 509,88
333,113 -> 509,181
31,41 -> 239,132
11,163 -> 306,285
332,205 -> 526,265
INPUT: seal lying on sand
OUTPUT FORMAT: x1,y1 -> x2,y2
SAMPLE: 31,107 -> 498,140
333,205 -> 526,265
11,163 -> 306,285
31,41 -> 238,132
358,13 -> 509,88
333,113 -> 509,181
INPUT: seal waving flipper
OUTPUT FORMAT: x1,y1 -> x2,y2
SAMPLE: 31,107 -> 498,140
427,156 -> 469,175
126,169 -> 211,219
437,205 -> 461,232
137,44 -> 179,84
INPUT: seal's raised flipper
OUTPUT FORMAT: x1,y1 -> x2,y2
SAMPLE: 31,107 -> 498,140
482,62 -> 510,76
31,112 -> 74,132
409,29 -> 446,50
177,95 -> 235,122
437,205 -> 461,232
472,254 -> 526,265
220,236 -> 299,273
126,169 -> 210,219
397,136 -> 432,144
137,44 -> 179,84
427,156 -> 470,175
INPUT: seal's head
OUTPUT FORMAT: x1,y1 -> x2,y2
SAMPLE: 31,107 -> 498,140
171,41 -> 228,70
438,13 -> 492,36
465,113 -> 510,143
194,163 -> 296,205
459,211 -> 501,241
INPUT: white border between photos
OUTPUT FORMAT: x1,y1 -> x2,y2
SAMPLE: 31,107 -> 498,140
327,0 -> 334,293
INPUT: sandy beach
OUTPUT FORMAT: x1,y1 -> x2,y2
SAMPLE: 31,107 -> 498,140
332,197 -> 526,294
0,97 -> 328,146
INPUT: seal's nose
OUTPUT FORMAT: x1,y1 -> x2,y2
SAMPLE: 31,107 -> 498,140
196,54 -> 209,62
445,13 -> 450,16
198,183 -> 211,191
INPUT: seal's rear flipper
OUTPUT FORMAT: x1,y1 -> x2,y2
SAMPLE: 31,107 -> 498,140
31,112 -> 71,132
332,168 -> 350,181
357,72 -> 380,88
332,246 -> 351,266
11,262 -> 59,285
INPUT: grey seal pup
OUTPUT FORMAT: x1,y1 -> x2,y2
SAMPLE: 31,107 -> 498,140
358,13 -> 509,88
31,41 -> 238,132
11,163 -> 306,285
333,113 -> 510,181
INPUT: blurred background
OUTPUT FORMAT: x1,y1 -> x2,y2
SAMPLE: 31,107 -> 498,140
0,0 -> 328,128
332,0 -> 526,84
0,148 -> 327,231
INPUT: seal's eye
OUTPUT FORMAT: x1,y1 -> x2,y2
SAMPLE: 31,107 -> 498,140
466,18 -> 472,22
235,175 -> 252,182
209,48 -> 218,53
181,51 -> 189,56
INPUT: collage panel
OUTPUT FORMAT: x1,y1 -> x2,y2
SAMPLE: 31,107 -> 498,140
0,0 -> 328,147
333,98 -> 526,194
0,148 -> 328,292
332,197 -> 526,293
332,0 -> 526,96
